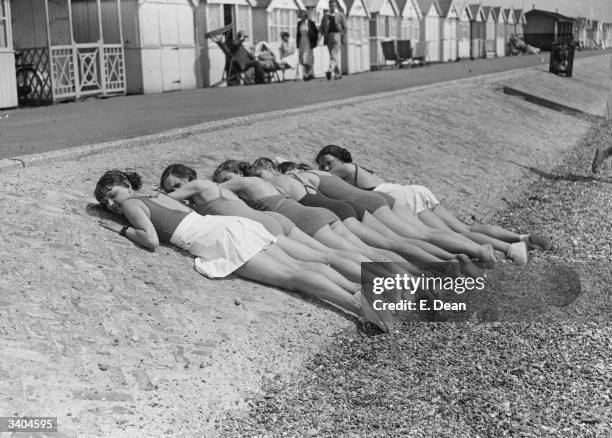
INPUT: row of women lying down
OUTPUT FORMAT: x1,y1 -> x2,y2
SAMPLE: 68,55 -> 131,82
95,145 -> 551,333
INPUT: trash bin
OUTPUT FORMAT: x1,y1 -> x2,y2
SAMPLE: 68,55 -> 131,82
549,42 -> 575,77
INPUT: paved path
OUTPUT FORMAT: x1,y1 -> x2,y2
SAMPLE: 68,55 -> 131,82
0,50 -> 609,160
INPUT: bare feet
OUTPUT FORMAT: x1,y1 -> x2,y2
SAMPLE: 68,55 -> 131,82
507,241 -> 528,266
456,254 -> 485,278
356,290 -> 392,333
522,233 -> 552,251
479,244 -> 497,268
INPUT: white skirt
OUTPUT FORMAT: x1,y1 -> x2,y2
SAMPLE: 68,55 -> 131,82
374,183 -> 440,215
170,212 -> 276,278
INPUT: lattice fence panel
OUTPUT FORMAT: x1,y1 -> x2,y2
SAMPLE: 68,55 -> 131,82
51,47 -> 76,99
103,46 -> 125,93
77,46 -> 101,93
16,47 -> 53,104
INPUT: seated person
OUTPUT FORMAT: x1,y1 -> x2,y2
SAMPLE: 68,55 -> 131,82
226,30 -> 265,84
279,31 -> 298,69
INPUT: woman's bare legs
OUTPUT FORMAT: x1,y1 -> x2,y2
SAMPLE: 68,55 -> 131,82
235,249 -> 360,314
372,206 -> 497,264
272,236 -> 360,288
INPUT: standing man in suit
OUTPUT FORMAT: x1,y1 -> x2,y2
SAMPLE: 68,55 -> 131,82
319,0 -> 347,80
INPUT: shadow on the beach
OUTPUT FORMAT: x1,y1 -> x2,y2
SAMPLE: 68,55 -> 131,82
508,160 -> 612,184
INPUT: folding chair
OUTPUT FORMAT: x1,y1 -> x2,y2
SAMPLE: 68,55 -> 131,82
254,41 -> 284,83
380,40 -> 399,69
396,40 -> 413,68
205,24 -> 254,87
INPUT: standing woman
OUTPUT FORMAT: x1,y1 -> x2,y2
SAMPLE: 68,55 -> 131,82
296,10 -> 318,81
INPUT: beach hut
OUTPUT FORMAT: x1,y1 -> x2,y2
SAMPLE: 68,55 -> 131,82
396,0 -> 421,58
342,0 -> 371,74
524,9 -> 575,51
467,3 -> 485,59
481,6 -> 495,57
252,0 -> 303,63
437,0 -> 458,62
492,7 -> 505,57
7,0 -> 125,106
503,7 -> 515,50
574,17 -> 587,48
120,0 -> 201,93
302,0 -> 347,77
416,0 -> 441,63
513,8 -> 525,36
457,2 -> 471,59
0,0 -> 17,108
196,0 -> 255,88
366,0 -> 401,68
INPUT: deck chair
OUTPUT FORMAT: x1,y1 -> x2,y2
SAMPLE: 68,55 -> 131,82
380,40 -> 399,69
396,40 -> 413,68
204,24 -> 254,86
254,42 -> 285,83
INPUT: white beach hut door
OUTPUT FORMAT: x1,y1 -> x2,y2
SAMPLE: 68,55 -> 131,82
145,1 -> 196,92
0,0 -> 17,108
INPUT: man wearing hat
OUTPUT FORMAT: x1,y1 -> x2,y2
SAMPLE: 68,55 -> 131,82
319,0 -> 346,80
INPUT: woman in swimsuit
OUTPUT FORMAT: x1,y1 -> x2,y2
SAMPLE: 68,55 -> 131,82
160,163 -> 366,282
276,162 -> 504,266
94,169 -> 390,332
315,145 -> 551,256
211,160 -> 414,268
248,157 -> 487,277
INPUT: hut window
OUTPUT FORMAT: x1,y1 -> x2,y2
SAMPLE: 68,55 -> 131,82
268,9 -> 296,43
236,5 -> 251,38
0,0 -> 6,48
208,4 -> 223,32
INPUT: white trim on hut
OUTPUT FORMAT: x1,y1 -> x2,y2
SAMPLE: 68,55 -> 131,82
342,0 -> 371,74
467,3 -> 485,59
416,0 -> 441,63
437,0 -> 458,62
197,0 -> 253,87
513,8 -> 525,37
457,2 -> 470,59
9,0 -> 125,104
0,0 -> 17,108
492,6 -> 505,57
365,0 -> 400,68
396,0 -> 421,55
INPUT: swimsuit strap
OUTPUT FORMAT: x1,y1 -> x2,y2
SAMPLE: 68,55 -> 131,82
288,173 -> 319,193
353,163 -> 377,190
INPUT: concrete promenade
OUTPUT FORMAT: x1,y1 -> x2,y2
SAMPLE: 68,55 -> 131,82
0,49 -> 609,160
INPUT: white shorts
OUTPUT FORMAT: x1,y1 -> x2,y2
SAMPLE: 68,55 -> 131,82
374,183 -> 440,216
170,212 -> 276,278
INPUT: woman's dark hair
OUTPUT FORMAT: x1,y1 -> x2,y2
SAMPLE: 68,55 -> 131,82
160,164 -> 197,190
212,160 -> 252,182
278,161 -> 313,173
315,145 -> 352,164
94,170 -> 142,203
280,31 -> 290,39
251,157 -> 278,173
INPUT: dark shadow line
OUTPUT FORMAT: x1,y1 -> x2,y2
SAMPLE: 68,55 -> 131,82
502,86 -> 604,122
507,160 -> 612,184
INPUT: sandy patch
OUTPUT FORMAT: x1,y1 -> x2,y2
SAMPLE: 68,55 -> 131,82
0,55 -> 607,436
